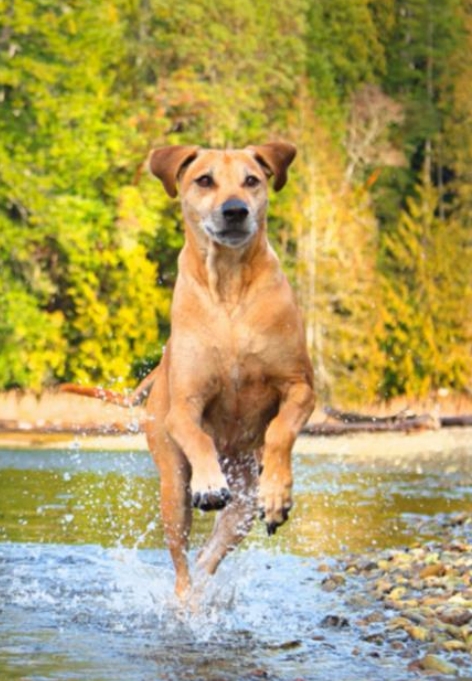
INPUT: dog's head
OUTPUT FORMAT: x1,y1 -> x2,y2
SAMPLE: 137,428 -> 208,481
148,143 -> 296,249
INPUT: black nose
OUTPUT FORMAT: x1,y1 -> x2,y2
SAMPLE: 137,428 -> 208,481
222,199 -> 249,223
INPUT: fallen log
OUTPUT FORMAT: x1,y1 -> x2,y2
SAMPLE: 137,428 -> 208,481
0,419 -> 143,436
302,406 -> 472,436
1,413 -> 471,439
323,405 -> 411,424
302,414 -> 439,436
439,415 -> 472,428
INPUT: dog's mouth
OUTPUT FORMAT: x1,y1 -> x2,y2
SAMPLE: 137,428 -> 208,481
204,224 -> 254,248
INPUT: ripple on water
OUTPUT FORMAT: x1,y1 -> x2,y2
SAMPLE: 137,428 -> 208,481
0,542 -> 420,681
2,442 -> 471,680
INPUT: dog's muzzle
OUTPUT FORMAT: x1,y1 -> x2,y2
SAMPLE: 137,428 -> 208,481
222,198 -> 249,224
204,199 -> 255,248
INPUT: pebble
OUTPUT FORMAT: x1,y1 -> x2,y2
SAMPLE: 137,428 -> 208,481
321,573 -> 346,592
417,653 -> 459,675
323,512 -> 472,675
442,639 -> 467,652
438,606 -> 472,626
404,624 -> 430,642
420,562 -> 447,578
319,614 -> 350,629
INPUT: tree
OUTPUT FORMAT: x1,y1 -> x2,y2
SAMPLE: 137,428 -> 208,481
306,0 -> 386,108
380,177 -> 471,397
0,0 -> 168,388
276,89 -> 384,405
116,0 -> 307,147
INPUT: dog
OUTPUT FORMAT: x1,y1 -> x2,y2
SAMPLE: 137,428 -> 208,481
63,143 -> 315,599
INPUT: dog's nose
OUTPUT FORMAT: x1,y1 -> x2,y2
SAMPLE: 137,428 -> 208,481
222,199 -> 249,223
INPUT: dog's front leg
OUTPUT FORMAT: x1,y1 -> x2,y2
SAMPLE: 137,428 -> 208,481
165,398 -> 231,511
195,451 -> 259,577
259,381 -> 314,534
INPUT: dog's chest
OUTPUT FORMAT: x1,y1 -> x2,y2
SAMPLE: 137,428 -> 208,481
204,330 -> 279,446
205,372 -> 278,451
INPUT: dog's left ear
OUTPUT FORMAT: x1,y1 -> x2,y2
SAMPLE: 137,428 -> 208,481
246,142 -> 297,191
148,145 -> 201,198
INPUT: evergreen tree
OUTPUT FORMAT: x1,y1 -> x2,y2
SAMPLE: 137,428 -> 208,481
281,90 -> 384,405
381,177 -> 470,397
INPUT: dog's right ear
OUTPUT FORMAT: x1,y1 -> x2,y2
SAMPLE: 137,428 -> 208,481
246,142 -> 297,192
148,145 -> 200,198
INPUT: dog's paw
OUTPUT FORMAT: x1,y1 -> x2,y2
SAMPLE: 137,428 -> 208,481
191,463 -> 231,511
192,487 -> 232,511
259,507 -> 291,535
258,474 -> 292,534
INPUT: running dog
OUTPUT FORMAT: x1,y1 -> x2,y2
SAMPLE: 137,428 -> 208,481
63,143 -> 314,599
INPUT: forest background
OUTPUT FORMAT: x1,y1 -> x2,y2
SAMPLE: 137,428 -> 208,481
1,0 -> 471,407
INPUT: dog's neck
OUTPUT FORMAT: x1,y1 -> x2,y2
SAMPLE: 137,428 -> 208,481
182,226 -> 270,309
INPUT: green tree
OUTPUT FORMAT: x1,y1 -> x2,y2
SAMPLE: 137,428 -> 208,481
0,0 -> 168,388
280,90 -> 384,405
306,0 -> 385,110
380,178 -> 471,397
116,0 -> 307,147
0,0 -> 470,403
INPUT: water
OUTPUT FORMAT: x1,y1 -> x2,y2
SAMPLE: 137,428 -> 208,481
1,436 -> 472,680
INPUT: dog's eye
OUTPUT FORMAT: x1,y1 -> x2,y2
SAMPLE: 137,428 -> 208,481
244,175 -> 260,188
195,174 -> 214,188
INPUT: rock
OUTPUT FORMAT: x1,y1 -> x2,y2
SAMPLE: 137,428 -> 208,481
345,593 -> 372,609
359,611 -> 385,625
278,640 -> 302,650
423,595 -> 449,607
389,586 -> 407,600
362,632 -> 384,644
375,579 -> 394,595
390,640 -> 406,651
404,624 -> 430,642
420,562 -> 447,578
386,616 -> 411,631
441,639 -> 467,652
377,559 -> 391,570
400,609 -> 426,624
438,607 -> 472,627
397,598 -> 419,609
317,514 -> 472,672
441,623 -> 463,639
321,574 -> 346,592
320,614 -> 350,629
317,563 -> 331,573
418,654 -> 459,676
359,560 -> 378,572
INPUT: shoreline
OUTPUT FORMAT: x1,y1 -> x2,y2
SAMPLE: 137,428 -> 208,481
1,389 -> 472,457
1,425 -> 471,460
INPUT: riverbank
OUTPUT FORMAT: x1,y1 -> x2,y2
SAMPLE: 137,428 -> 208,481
1,426 -> 472,466
1,395 -> 471,679
321,513 -> 472,676
1,389 -> 472,458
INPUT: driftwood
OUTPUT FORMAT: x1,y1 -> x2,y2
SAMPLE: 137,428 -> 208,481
301,407 -> 472,436
439,415 -> 472,428
323,405 -> 414,424
302,415 -> 439,436
0,419 -> 142,436
0,408 -> 471,439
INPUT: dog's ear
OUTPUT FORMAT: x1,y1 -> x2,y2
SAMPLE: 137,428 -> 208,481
246,142 -> 297,191
148,145 -> 200,198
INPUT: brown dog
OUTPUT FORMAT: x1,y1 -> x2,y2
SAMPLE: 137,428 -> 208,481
64,143 -> 314,599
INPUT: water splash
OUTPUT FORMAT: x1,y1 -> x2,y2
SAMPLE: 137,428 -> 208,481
2,442 -> 472,680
